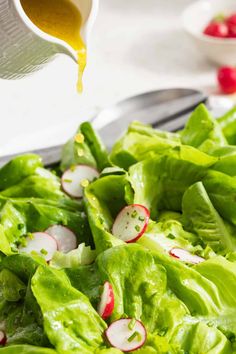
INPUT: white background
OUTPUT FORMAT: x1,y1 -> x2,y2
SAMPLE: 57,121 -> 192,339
0,0 -> 221,156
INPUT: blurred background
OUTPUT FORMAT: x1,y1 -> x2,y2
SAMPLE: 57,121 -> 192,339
0,0 -> 224,156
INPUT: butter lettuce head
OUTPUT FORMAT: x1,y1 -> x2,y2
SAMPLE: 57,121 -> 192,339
1,105 -> 236,353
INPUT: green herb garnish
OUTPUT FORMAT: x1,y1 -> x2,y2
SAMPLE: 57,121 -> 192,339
128,318 -> 136,330
63,179 -> 72,183
17,223 -> 25,230
131,210 -> 138,218
167,233 -> 175,240
127,331 -> 141,342
158,327 -> 168,337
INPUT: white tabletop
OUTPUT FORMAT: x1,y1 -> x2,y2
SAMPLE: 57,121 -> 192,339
0,0 -> 230,156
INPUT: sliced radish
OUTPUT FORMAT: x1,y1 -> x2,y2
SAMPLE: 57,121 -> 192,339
0,331 -> 6,346
169,248 -> 205,264
105,319 -> 146,352
19,232 -> 57,261
112,204 -> 150,243
61,165 -> 99,198
45,225 -> 77,253
98,282 -> 115,319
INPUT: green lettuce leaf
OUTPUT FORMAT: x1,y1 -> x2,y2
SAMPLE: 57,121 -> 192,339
128,152 -> 209,218
1,168 -> 64,200
50,243 -> 96,269
110,131 -> 179,170
138,219 -> 202,256
31,265 -> 107,354
61,122 -> 110,172
84,175 -> 128,253
182,182 -> 236,254
65,263 -> 102,307
96,244 -> 187,335
210,146 -> 236,176
0,255 -> 49,347
181,104 -> 226,148
128,121 -> 180,141
218,106 -> 236,144
0,155 -> 42,191
0,254 -> 45,283
0,346 -> 57,354
202,170 -> 236,226
0,269 -> 26,302
171,322 -> 231,354
0,196 -> 93,253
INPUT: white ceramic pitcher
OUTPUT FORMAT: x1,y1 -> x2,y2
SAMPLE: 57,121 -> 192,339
0,0 -> 99,79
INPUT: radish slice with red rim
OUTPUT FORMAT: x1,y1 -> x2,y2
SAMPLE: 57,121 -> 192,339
98,282 -> 114,319
105,319 -> 146,352
169,248 -> 205,264
19,232 -> 57,261
61,165 -> 99,198
0,331 -> 6,346
45,225 -> 77,253
112,204 -> 150,243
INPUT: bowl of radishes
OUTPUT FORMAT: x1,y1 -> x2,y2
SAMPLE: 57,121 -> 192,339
182,0 -> 236,66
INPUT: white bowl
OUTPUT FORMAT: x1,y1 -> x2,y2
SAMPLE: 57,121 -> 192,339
182,0 -> 236,66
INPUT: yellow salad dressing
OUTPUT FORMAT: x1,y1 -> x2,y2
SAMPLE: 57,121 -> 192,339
20,0 -> 86,92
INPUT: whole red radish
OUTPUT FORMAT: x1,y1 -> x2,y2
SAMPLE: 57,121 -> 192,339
218,66 -> 236,94
226,14 -> 236,38
203,21 -> 228,38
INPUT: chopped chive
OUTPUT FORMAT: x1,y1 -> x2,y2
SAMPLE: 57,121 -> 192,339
80,179 -> 89,188
158,327 -> 168,337
98,216 -> 104,225
135,225 -> 141,232
167,233 -> 175,240
70,165 -> 76,172
213,13 -> 225,22
127,331 -> 141,342
27,233 -> 34,240
63,179 -> 72,183
121,313 -> 129,319
131,210 -> 138,218
138,216 -> 145,222
74,133 -> 85,144
20,238 -> 27,247
40,248 -> 48,256
207,321 -> 214,327
77,148 -> 84,157
17,223 -> 24,230
128,318 -> 136,330
30,251 -> 39,257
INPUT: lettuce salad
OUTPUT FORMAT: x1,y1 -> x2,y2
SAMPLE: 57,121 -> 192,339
0,104 -> 236,353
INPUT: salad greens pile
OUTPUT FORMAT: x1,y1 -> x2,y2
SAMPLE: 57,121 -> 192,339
1,105 -> 236,353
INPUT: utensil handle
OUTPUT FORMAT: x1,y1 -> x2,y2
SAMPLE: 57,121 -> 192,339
0,145 -> 62,168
